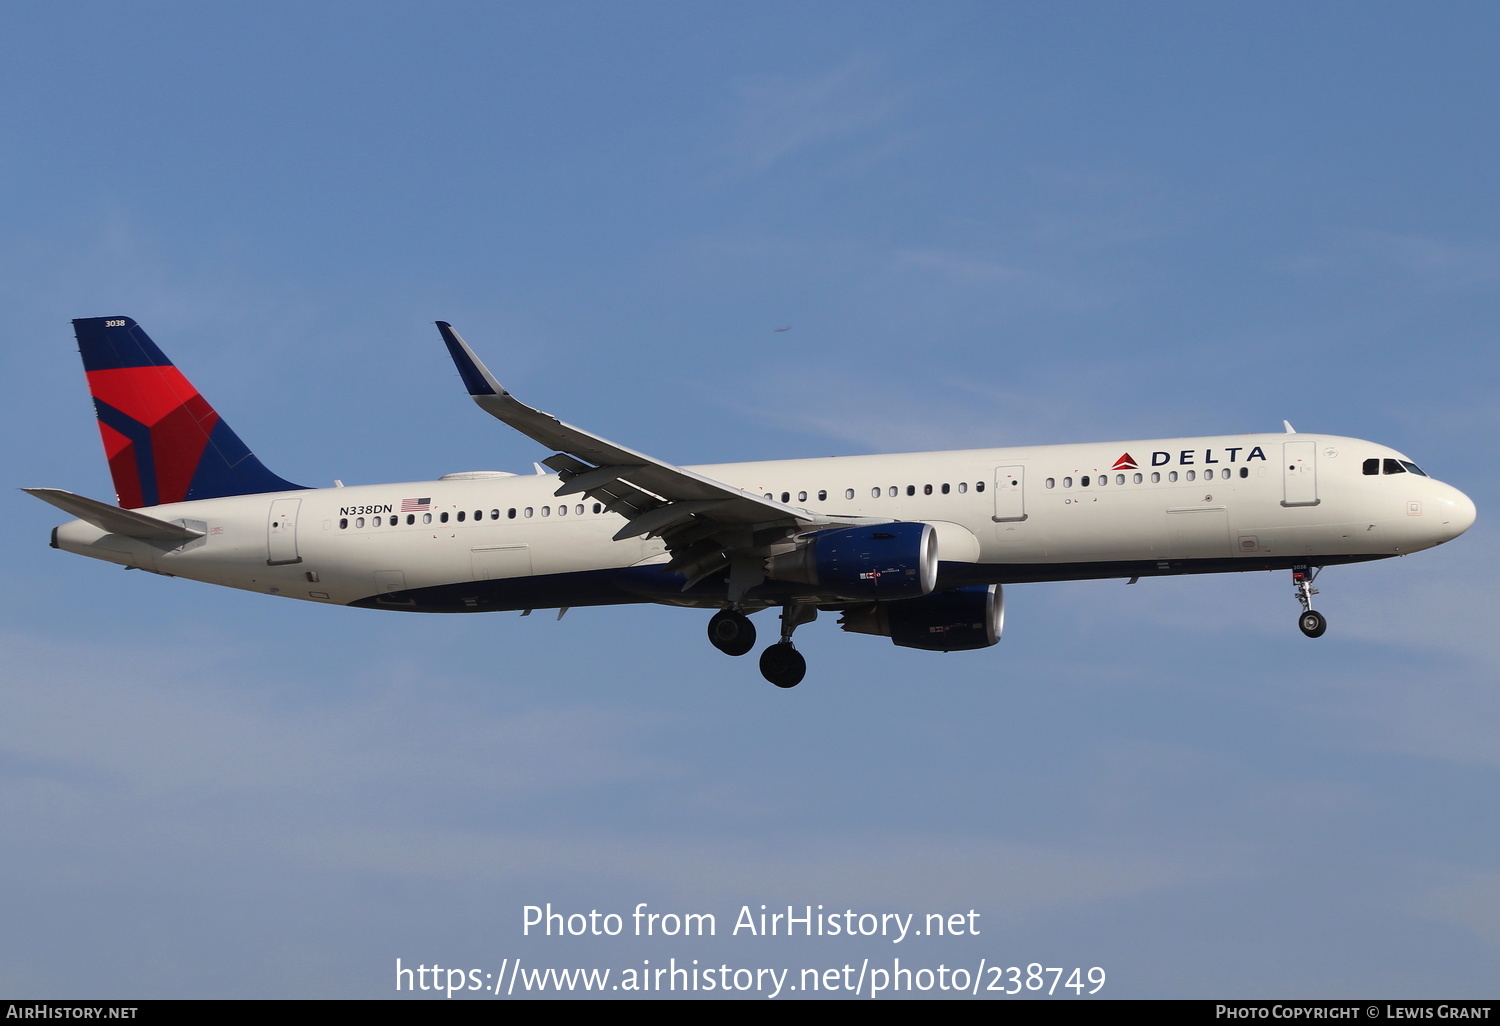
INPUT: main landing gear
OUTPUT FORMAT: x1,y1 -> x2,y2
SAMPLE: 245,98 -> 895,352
760,604 -> 816,688
708,604 -> 815,687
707,608 -> 756,656
759,642 -> 806,689
1292,565 -> 1327,638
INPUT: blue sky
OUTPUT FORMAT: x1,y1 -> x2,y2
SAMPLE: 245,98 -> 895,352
3,2 -> 1497,998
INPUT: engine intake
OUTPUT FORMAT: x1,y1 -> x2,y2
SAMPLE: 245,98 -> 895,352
765,522 -> 938,600
838,584 -> 1004,652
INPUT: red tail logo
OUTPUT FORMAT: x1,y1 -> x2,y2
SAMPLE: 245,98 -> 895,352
73,317 -> 304,507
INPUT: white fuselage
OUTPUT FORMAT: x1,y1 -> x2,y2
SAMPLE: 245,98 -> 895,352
51,432 -> 1476,612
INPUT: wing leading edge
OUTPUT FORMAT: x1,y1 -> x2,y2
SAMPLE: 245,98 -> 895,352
435,322 -> 876,591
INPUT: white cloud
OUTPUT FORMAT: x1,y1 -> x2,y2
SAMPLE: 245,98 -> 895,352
1286,230 -> 1500,289
1414,866 -> 1500,951
725,57 -> 905,174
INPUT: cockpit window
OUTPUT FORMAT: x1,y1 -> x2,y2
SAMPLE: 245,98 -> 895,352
1400,460 -> 1427,477
1363,458 -> 1379,476
1383,459 -> 1406,475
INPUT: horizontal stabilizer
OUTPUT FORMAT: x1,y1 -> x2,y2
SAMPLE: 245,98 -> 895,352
22,488 -> 206,543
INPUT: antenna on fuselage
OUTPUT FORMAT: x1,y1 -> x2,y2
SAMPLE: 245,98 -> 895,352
1282,420 -> 1297,434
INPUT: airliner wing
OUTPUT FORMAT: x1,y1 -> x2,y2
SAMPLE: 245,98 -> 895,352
438,323 -> 854,586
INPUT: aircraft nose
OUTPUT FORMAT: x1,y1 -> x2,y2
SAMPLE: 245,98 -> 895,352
1439,485 -> 1477,541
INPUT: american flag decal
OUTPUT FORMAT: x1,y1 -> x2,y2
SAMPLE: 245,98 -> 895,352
401,497 -> 432,512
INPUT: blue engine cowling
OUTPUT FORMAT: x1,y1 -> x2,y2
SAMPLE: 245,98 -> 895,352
838,584 -> 1004,652
765,522 -> 938,600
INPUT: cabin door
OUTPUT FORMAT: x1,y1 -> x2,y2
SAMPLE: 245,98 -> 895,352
266,498 -> 302,565
1282,441 -> 1320,507
992,465 -> 1027,522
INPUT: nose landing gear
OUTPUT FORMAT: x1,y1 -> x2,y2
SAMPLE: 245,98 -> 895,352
1293,565 -> 1327,638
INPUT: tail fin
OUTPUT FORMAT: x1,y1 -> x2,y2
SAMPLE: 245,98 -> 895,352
72,316 -> 305,508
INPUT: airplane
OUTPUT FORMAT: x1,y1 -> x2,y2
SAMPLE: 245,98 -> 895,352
27,316 -> 1477,688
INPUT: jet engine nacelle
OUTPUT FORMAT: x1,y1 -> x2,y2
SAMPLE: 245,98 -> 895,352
838,584 -> 1005,652
765,522 -> 938,600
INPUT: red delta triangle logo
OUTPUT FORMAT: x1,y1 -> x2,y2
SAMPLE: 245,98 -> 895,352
1112,453 -> 1138,471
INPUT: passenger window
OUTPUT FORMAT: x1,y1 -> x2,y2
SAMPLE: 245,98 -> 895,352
524,508 -> 533,518
456,511 -> 465,522
906,485 -> 915,496
1186,470 -> 1195,482
976,481 -> 985,492
845,489 -> 854,500
798,491 -> 807,502
1168,472 -> 1178,483
889,486 -> 898,497
1239,467 -> 1248,479
924,484 -> 932,495
407,514 -> 416,525
1063,477 -> 1073,488
1098,475 -> 1107,487
576,504 -> 584,515
373,516 -> 382,527
557,504 -> 567,516
1150,472 -> 1160,483
339,518 -> 348,529
507,508 -> 517,519
1046,478 -> 1056,489
440,512 -> 449,523
1133,473 -> 1142,484
941,483 -> 950,494
1081,476 -> 1090,487
542,506 -> 550,517
871,487 -> 881,498
356,517 -> 365,528
1117,474 -> 1126,485
781,492 -> 789,503
958,482 -> 968,494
